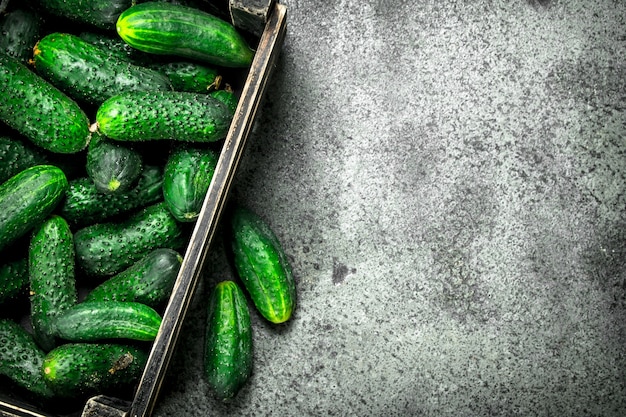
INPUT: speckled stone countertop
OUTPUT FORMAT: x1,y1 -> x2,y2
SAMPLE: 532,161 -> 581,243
153,1 -> 626,416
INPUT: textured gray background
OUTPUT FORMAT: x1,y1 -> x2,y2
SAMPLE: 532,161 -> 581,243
154,0 -> 626,416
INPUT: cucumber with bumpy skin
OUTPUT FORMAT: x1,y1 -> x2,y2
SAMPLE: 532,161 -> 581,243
42,342 -> 148,398
116,2 -> 255,68
86,133 -> 144,194
0,256 -> 28,305
29,214 -> 78,351
0,54 -> 91,154
84,248 -> 182,308
163,145 -> 219,222
229,206 -> 296,324
0,319 -> 54,398
0,7 -> 43,63
74,201 -> 186,277
0,165 -> 69,253
0,134 -> 49,186
34,0 -> 133,31
50,300 -> 162,342
204,280 -> 252,400
94,90 -> 234,143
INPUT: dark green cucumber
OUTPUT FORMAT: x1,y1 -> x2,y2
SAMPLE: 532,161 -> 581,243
78,31 -> 151,64
50,300 -> 162,342
163,145 -> 219,222
32,32 -> 173,106
204,280 -> 252,400
86,133 -> 144,194
43,342 -> 148,398
34,0 -> 133,30
0,319 -> 54,398
59,164 -> 164,228
0,7 -> 43,62
94,90 -> 234,142
84,248 -> 182,308
74,201 -> 186,277
0,165 -> 69,253
29,215 -> 78,351
0,54 -> 91,154
230,206 -> 296,324
149,61 -> 222,93
116,2 -> 255,68
0,134 -> 49,184
0,256 -> 28,305
210,88 -> 239,115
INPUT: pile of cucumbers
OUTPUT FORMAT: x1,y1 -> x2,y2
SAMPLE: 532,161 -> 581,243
0,0 -> 296,408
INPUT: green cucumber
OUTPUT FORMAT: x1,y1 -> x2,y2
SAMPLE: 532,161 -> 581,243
204,280 -> 252,400
149,61 -> 222,93
59,164 -> 164,228
50,300 -> 162,342
32,32 -> 173,106
28,215 -> 78,351
0,7 -> 43,62
74,201 -> 186,277
78,31 -> 151,64
42,342 -> 148,398
163,145 -> 219,222
0,165 -> 69,253
34,0 -> 133,31
210,88 -> 239,115
0,54 -> 91,154
116,2 -> 255,68
0,319 -> 54,398
84,248 -> 182,308
0,256 -> 28,305
229,206 -> 296,324
94,90 -> 234,143
86,134 -> 144,194
0,134 -> 48,184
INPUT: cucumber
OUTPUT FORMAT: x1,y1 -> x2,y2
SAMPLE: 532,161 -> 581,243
149,61 -> 222,93
74,201 -> 186,277
59,164 -> 164,228
29,215 -> 78,352
0,134 -> 48,184
32,32 -> 173,106
0,256 -> 28,305
210,88 -> 239,115
0,319 -> 54,398
163,145 -> 219,222
42,342 -> 148,398
204,280 -> 252,400
0,54 -> 91,154
0,7 -> 43,62
94,90 -> 234,143
116,2 -> 255,68
0,165 -> 69,253
78,31 -> 151,64
50,300 -> 162,342
229,206 -> 296,324
86,133 -> 144,194
34,0 -> 133,31
84,248 -> 182,309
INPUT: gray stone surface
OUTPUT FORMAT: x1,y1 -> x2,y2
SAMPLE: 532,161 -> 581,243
154,0 -> 626,416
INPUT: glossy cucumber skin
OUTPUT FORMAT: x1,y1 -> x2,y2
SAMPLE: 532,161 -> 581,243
163,145 -> 219,222
116,2 -> 255,68
59,164 -> 164,228
34,0 -> 133,30
28,215 -> 78,352
32,32 -> 172,106
0,54 -> 91,154
204,280 -> 252,400
0,135 -> 49,184
210,89 -> 239,115
50,300 -> 162,342
150,61 -> 221,93
0,256 -> 29,305
0,7 -> 43,62
43,342 -> 148,398
0,165 -> 69,253
84,248 -> 182,308
230,206 -> 296,324
95,90 -> 234,143
0,319 -> 55,398
74,201 -> 185,277
86,134 -> 144,194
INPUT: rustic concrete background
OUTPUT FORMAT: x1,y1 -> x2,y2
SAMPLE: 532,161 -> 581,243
154,0 -> 626,416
